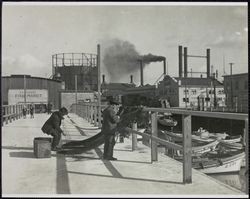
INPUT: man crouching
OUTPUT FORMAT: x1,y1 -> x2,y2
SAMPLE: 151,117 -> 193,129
41,107 -> 68,151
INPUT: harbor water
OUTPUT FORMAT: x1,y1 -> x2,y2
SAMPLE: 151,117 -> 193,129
208,167 -> 246,192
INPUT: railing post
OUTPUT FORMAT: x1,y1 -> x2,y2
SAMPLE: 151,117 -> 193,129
94,105 -> 97,126
2,107 -> 4,126
15,105 -> 18,120
13,105 -> 16,121
9,106 -> 12,123
90,105 -> 93,124
245,118 -> 249,194
87,105 -> 90,122
98,105 -> 102,128
151,112 -> 158,162
132,122 -> 138,151
182,114 -> 192,184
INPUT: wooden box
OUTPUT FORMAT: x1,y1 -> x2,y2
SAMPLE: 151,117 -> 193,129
34,137 -> 52,158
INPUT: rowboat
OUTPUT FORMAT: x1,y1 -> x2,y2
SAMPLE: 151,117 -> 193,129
162,130 -> 219,155
192,151 -> 245,174
218,140 -> 244,150
220,135 -> 242,144
158,115 -> 177,127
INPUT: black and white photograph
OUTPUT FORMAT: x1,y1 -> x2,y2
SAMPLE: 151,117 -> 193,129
1,1 -> 248,197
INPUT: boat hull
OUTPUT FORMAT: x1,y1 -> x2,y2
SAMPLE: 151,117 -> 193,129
194,153 -> 245,174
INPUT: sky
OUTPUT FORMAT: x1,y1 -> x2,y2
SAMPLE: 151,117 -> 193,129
2,2 -> 248,85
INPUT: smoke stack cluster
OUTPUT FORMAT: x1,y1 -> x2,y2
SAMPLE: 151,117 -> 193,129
138,54 -> 166,85
178,45 -> 211,78
130,75 -> 133,84
102,74 -> 105,83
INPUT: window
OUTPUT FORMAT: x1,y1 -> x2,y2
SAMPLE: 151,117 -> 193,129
191,89 -> 196,95
183,89 -> 189,94
208,90 -> 214,94
205,97 -> 210,102
218,90 -> 224,95
244,81 -> 248,90
235,80 -> 239,90
183,98 -> 189,102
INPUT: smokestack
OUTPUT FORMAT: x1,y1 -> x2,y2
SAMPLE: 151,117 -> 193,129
140,60 -> 144,86
216,70 -> 218,79
184,47 -> 188,78
102,74 -> 105,83
163,58 -> 166,75
207,48 -> 210,78
130,75 -> 133,84
178,45 -> 183,77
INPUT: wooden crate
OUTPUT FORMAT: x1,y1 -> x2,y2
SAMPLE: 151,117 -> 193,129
34,137 -> 52,158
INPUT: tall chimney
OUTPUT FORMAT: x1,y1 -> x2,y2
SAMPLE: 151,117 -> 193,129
216,70 -> 218,79
207,48 -> 210,78
184,47 -> 188,78
163,58 -> 166,75
140,60 -> 144,86
102,74 -> 105,83
178,45 -> 183,77
130,75 -> 133,84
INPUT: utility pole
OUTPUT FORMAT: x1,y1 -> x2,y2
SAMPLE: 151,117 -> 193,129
97,44 -> 101,127
75,75 -> 78,104
229,63 -> 234,110
166,61 -> 168,75
24,75 -> 26,104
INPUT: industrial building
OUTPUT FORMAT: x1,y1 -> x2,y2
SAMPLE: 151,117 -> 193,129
52,53 -> 98,91
223,73 -> 248,113
2,75 -> 63,112
157,75 -> 225,109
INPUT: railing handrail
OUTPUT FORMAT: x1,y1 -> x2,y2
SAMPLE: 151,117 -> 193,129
143,107 -> 248,121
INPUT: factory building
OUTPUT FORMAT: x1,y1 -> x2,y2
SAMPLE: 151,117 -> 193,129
2,75 -> 63,112
158,46 -> 225,110
223,73 -> 248,113
158,75 -> 225,109
52,53 -> 98,91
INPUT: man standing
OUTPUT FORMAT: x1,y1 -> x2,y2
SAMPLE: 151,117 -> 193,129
47,102 -> 53,114
41,107 -> 68,151
30,103 -> 34,118
102,99 -> 120,160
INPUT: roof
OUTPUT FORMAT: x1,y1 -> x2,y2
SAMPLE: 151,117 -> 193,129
125,84 -> 156,91
174,77 -> 223,86
2,75 -> 62,82
223,73 -> 248,78
101,83 -> 135,90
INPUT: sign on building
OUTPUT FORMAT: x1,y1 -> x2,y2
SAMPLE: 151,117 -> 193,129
8,89 -> 48,104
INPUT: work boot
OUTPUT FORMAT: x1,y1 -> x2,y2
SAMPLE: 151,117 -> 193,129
51,147 -> 61,151
108,157 -> 117,161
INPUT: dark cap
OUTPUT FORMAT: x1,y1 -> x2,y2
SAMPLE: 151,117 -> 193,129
109,100 -> 120,105
59,107 -> 68,115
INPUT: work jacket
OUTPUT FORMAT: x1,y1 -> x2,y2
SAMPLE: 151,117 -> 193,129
41,111 -> 64,134
102,105 -> 120,135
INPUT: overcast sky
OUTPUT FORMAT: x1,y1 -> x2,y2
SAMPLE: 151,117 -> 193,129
2,2 -> 248,85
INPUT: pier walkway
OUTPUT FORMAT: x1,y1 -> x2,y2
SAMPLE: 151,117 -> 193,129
2,113 -> 246,196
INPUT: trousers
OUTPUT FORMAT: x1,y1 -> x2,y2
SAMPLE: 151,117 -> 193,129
48,129 -> 61,149
103,134 -> 115,158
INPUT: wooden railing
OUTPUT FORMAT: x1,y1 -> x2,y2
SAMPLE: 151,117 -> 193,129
70,102 -> 248,191
2,104 -> 31,126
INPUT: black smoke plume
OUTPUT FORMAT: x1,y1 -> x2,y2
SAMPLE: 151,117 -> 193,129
140,53 -> 166,64
103,39 -> 165,82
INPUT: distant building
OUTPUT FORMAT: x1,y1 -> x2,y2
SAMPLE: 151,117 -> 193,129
157,75 -> 225,110
101,82 -> 136,103
2,75 -> 63,111
52,53 -> 98,91
223,73 -> 248,113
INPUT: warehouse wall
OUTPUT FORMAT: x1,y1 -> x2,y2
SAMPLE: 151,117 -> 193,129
2,76 -> 62,109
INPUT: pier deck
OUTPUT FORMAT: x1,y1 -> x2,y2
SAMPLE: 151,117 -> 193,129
2,113 -> 246,196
